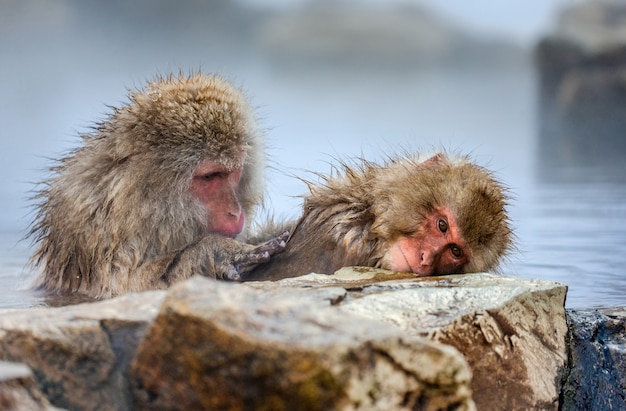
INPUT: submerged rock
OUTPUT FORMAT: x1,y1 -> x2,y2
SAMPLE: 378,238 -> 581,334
561,306 -> 626,410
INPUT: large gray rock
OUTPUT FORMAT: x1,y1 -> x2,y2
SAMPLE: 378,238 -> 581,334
250,269 -> 568,410
130,276 -> 475,411
0,291 -> 165,411
0,361 -> 60,411
536,0 -> 626,181
0,270 -> 569,410
561,306 -> 626,410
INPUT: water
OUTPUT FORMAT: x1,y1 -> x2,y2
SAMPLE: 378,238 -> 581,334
3,63 -> 625,310
0,236 -> 43,310
1,2 -> 625,310
5,181 -> 626,310
513,184 -> 626,308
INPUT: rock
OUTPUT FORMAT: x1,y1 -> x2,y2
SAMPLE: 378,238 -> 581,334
0,291 -> 165,411
130,276 -> 475,411
561,306 -> 626,410
257,3 -> 526,70
0,361 -> 60,411
535,0 -> 626,182
552,1 -> 626,52
0,270 -> 570,410
251,269 -> 568,411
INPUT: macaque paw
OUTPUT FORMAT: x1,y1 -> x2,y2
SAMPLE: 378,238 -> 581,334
224,232 -> 289,281
254,231 -> 289,254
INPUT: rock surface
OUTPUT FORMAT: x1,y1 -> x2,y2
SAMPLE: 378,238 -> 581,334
0,270 -> 570,410
561,306 -> 626,410
251,269 -> 569,410
131,277 -> 474,411
0,361 -> 59,411
0,291 -> 164,410
535,0 -> 626,181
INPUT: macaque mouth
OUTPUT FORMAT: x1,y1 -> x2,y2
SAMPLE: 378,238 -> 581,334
399,247 -> 430,277
398,247 -> 463,277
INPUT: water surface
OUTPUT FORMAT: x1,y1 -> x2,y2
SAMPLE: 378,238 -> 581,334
2,65 -> 625,310
1,2 -> 624,310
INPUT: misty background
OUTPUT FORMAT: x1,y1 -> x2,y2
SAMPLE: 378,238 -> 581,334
1,0 -> 625,309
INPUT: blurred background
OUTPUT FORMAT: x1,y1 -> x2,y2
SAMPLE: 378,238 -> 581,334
1,0 -> 625,309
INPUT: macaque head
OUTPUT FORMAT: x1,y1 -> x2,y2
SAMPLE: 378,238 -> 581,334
28,72 -> 272,298
115,73 -> 264,239
375,153 -> 512,275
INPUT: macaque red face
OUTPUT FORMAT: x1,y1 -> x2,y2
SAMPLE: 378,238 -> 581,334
189,157 -> 245,238
383,206 -> 469,276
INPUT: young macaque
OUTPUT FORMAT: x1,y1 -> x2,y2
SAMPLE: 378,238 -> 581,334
28,72 -> 287,299
245,153 -> 513,281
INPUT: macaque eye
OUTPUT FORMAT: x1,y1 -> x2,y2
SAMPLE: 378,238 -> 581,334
200,172 -> 225,181
438,219 -> 448,233
450,244 -> 463,258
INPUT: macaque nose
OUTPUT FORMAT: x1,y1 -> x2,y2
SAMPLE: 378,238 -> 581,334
219,210 -> 245,238
227,203 -> 243,223
420,250 -> 434,266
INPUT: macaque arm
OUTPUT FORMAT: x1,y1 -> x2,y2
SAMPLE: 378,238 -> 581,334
244,218 -> 296,245
137,232 -> 289,288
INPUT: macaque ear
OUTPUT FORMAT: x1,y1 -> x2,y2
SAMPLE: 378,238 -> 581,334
420,153 -> 445,169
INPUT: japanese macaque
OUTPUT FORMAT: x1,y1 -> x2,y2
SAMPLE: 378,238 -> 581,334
244,153 -> 513,281
28,72 -> 287,299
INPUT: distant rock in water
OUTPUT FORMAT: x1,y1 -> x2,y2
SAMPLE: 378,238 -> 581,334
257,3 -> 526,70
536,0 -> 626,182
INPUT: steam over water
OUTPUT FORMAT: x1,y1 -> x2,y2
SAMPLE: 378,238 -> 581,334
1,2 -> 624,309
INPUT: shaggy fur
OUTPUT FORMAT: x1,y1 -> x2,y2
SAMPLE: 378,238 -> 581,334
245,152 -> 513,281
29,72 -> 267,298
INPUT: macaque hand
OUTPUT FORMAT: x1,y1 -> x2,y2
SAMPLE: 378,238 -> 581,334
219,231 -> 289,281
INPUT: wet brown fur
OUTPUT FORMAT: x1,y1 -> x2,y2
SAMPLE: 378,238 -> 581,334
29,72 -> 268,298
245,152 -> 513,281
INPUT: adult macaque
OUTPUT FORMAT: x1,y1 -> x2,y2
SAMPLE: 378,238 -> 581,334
29,72 -> 287,299
245,153 -> 513,281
